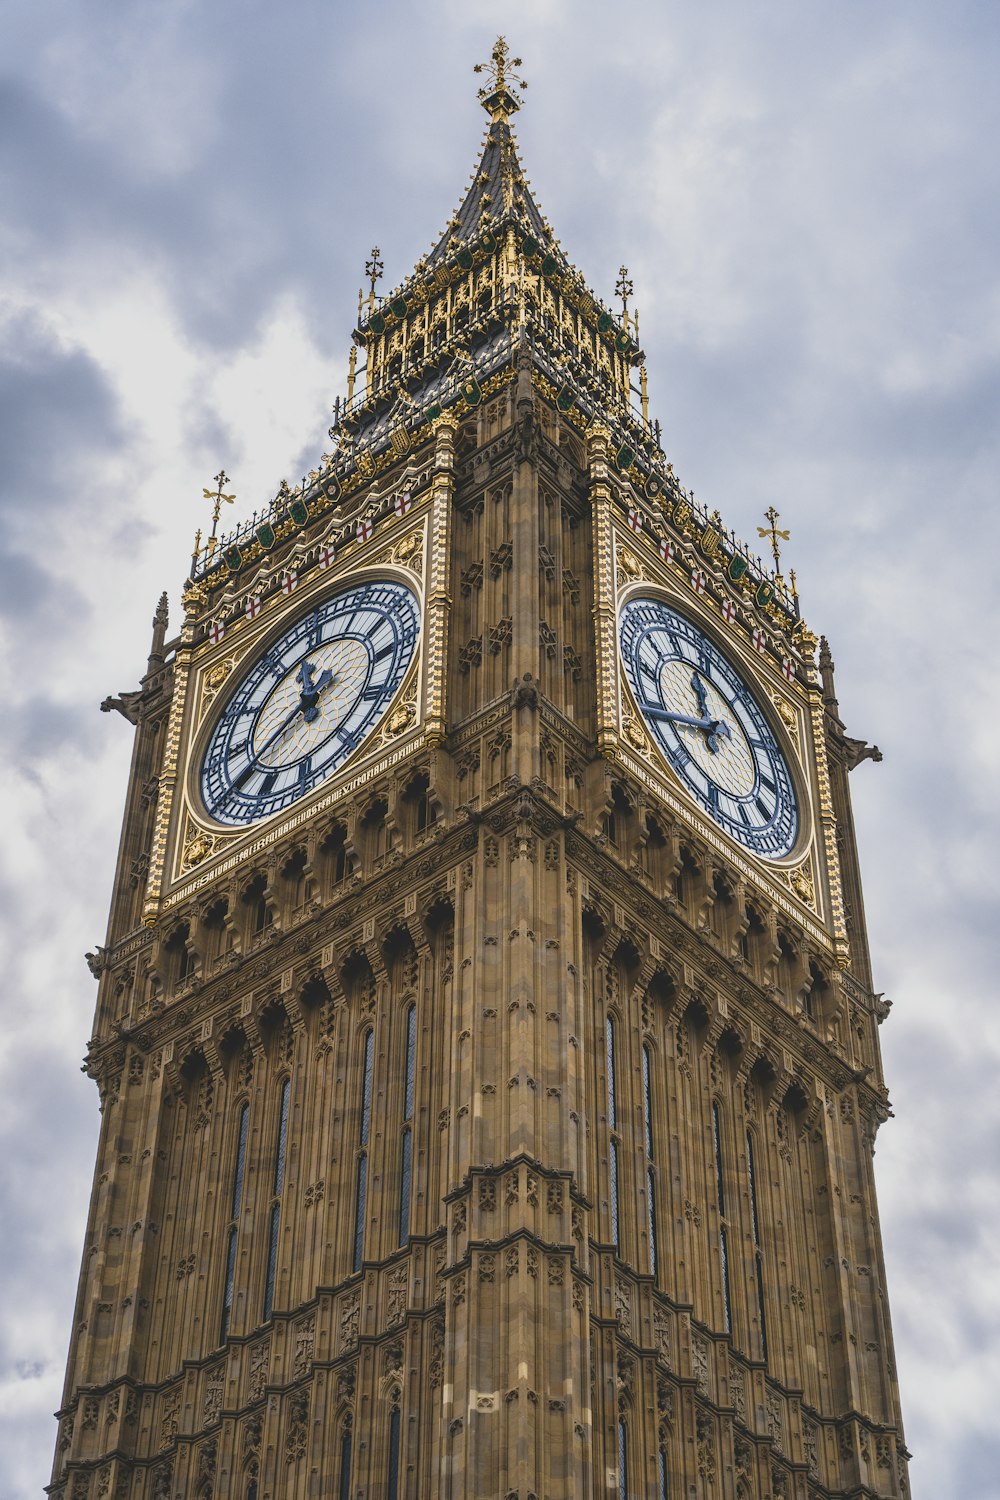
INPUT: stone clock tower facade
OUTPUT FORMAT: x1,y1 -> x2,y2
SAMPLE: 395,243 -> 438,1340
51,42 -> 910,1500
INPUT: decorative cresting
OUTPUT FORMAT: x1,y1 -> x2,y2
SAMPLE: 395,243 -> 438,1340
57,39 -> 907,1500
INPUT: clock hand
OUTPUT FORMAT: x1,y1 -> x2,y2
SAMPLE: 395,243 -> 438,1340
641,700 -> 733,753
297,658 -> 335,723
690,669 -> 710,720
234,701 -> 304,785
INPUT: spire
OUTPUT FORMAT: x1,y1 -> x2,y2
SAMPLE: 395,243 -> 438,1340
426,40 -> 545,267
147,591 -> 169,671
818,635 -> 839,715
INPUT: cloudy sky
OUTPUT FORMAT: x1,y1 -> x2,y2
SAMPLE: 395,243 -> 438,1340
2,2 -> 998,1495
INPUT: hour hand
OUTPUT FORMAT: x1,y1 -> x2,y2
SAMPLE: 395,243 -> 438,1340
642,701 -> 732,754
297,659 -> 334,722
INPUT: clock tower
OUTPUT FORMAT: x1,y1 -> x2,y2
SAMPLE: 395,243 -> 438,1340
52,40 -> 910,1500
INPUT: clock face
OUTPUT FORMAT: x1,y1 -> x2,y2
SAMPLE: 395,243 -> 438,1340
201,578 -> 421,826
619,597 -> 799,859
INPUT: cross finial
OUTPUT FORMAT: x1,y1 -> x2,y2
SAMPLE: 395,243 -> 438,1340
474,37 -> 528,119
202,469 -> 235,541
365,246 -> 384,308
615,265 -> 633,322
757,504 -> 791,573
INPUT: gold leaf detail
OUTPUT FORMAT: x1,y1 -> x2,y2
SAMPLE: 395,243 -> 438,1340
182,833 -> 215,871
791,862 -> 815,907
385,702 -> 415,738
616,546 -> 642,583
623,716 -> 649,752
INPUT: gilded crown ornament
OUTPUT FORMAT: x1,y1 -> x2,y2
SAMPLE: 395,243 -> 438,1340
474,37 -> 528,119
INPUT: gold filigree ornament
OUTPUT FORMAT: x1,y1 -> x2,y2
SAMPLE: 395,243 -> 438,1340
182,830 -> 217,872
789,861 -> 815,909
201,657 -> 237,717
616,545 -> 643,585
771,692 -> 799,742
623,715 -> 650,754
373,527 -> 424,577
385,700 -> 416,738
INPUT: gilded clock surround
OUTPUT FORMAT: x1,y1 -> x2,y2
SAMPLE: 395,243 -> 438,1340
54,40 -> 908,1500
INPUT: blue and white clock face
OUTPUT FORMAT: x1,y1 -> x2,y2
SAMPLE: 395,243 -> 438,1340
201,579 -> 420,826
619,597 -> 799,859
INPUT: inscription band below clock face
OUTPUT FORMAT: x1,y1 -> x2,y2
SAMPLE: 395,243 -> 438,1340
619,596 -> 799,859
200,578 -> 421,827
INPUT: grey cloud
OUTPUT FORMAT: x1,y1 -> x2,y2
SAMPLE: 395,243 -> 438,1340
0,310 -> 124,516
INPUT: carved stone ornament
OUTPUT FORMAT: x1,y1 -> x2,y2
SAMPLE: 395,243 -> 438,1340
200,656 -> 237,718
622,714 -> 649,753
181,823 -> 219,873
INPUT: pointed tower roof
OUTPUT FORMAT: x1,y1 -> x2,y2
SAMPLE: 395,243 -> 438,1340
425,41 -> 547,267
189,41 -> 802,651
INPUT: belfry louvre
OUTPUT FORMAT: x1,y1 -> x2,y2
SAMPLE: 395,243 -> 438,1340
52,39 -> 909,1500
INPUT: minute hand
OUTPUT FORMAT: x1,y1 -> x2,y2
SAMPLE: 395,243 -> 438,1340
234,701 -> 303,786
642,702 -> 732,754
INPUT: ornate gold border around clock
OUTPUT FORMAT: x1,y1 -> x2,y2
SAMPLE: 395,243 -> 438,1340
143,511 -> 434,923
599,511 -> 839,942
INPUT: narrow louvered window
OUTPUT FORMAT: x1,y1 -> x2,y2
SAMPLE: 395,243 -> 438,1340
338,1428 -> 352,1500
643,1043 -> 658,1278
263,1078 -> 290,1321
353,1030 -> 374,1272
387,1405 -> 402,1500
712,1101 -> 732,1334
220,1102 -> 250,1342
617,1416 -> 630,1500
399,1004 -> 416,1245
606,1017 -> 620,1249
747,1129 -> 768,1360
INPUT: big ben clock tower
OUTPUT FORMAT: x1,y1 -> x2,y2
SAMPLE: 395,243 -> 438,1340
51,40 -> 910,1500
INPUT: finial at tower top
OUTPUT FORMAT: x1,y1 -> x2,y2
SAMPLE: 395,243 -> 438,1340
474,37 -> 528,120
